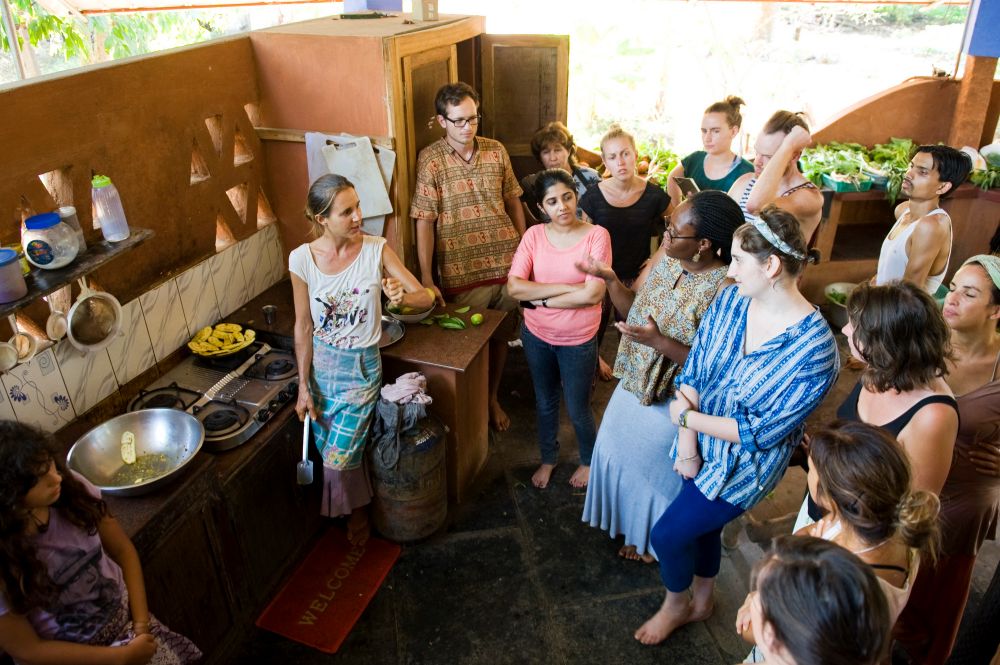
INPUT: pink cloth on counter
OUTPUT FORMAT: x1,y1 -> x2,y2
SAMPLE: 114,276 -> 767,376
380,372 -> 432,405
509,223 -> 611,346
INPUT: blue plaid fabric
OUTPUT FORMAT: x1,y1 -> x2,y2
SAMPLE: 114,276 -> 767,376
309,340 -> 382,470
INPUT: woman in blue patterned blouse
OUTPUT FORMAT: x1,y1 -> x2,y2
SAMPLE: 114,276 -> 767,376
634,205 -> 840,645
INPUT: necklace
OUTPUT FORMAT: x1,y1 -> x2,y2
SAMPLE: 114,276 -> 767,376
28,509 -> 49,533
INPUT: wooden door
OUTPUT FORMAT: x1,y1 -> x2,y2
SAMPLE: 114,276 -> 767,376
400,44 -> 458,219
480,34 -> 569,167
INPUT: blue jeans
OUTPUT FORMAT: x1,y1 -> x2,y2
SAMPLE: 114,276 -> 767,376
521,327 -> 598,466
650,479 -> 744,592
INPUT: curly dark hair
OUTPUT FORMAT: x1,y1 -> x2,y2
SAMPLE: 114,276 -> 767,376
846,281 -> 951,392
0,421 -> 107,614
529,121 -> 580,168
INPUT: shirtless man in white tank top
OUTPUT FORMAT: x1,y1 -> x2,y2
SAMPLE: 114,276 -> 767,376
874,146 -> 972,292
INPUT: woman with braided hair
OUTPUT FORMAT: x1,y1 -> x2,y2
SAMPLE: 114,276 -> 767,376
578,190 -> 744,562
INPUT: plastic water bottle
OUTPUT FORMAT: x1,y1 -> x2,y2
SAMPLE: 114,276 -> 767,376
91,175 -> 131,243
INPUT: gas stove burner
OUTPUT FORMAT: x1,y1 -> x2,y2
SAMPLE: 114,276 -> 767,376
245,350 -> 297,382
129,383 -> 202,412
193,399 -> 250,438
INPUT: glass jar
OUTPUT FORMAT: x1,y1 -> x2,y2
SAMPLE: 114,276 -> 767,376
0,248 -> 27,303
22,213 -> 79,270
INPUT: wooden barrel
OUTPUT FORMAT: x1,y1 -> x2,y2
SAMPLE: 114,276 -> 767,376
368,415 -> 447,543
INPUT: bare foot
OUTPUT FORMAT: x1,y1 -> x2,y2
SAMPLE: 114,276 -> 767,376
347,510 -> 369,546
596,356 -> 614,381
634,601 -> 692,645
489,399 -> 510,431
687,599 -> 714,623
569,465 -> 590,488
618,545 -> 655,563
532,463 -> 556,488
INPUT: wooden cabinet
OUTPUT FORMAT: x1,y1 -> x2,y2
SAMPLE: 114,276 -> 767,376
251,15 -> 568,266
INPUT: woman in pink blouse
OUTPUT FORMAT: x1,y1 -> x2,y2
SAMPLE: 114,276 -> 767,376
508,169 -> 612,489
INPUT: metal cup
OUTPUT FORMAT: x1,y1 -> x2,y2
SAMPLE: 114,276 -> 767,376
262,305 -> 277,326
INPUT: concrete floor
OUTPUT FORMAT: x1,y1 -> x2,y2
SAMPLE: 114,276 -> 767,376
240,328 -> 999,664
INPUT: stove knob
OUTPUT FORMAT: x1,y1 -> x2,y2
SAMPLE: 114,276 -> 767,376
287,381 -> 299,395
256,409 -> 270,422
269,400 -> 282,411
277,390 -> 290,402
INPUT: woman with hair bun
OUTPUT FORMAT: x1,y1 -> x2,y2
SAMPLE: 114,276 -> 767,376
894,255 -> 1000,664
578,190 -> 745,562
290,174 -> 432,541
737,420 -> 939,661
634,205 -> 838,645
744,535 -> 892,665
728,110 -> 824,243
666,96 -> 754,207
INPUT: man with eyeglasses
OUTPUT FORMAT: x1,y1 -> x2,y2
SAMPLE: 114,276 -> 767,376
411,81 -> 527,431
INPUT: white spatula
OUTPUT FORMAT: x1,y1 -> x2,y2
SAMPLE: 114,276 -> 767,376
297,414 -> 314,485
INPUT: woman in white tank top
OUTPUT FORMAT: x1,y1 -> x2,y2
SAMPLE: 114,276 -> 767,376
290,174 -> 432,542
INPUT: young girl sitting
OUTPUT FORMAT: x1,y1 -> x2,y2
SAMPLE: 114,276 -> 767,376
0,421 -> 201,665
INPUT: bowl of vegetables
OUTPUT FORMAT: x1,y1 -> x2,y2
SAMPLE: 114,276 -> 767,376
824,282 -> 856,330
385,302 -> 434,323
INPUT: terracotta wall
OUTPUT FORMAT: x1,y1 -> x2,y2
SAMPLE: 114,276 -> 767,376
0,37 -> 290,433
0,37 -> 267,307
249,32 -> 394,254
813,76 -> 1000,146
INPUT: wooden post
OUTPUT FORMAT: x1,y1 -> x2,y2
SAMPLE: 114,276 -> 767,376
948,54 -> 998,148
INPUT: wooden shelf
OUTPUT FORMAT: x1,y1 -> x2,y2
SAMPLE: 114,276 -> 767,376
0,228 -> 154,318
830,222 -> 890,262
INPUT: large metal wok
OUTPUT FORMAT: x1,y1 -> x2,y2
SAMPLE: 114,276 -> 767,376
67,409 -> 204,496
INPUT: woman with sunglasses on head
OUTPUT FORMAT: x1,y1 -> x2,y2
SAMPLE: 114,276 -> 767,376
578,190 -> 744,562
634,206 -> 838,645
507,169 -> 611,489
520,122 -> 601,224
579,124 -> 670,381
737,420 -> 939,662
893,255 -> 1000,665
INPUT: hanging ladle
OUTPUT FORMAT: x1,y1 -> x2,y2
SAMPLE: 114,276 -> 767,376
7,314 -> 36,364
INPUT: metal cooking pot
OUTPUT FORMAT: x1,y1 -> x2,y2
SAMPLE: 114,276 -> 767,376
67,277 -> 123,353
67,409 -> 204,496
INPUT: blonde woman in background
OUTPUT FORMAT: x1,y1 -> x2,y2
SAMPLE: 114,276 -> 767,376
579,125 -> 670,380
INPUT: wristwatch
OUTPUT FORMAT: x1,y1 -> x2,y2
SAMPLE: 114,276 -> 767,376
541,298 -> 549,308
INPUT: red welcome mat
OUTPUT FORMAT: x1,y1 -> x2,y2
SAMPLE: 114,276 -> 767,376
256,528 -> 400,653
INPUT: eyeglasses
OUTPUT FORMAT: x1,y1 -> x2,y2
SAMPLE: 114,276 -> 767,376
443,114 -> 482,128
665,227 -> 698,241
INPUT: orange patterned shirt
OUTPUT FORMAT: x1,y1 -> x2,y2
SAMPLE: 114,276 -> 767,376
410,137 -> 522,294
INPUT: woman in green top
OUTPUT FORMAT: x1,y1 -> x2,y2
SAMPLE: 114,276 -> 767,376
666,96 -> 754,211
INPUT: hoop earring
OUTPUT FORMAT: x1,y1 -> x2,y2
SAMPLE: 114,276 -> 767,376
692,251 -> 702,263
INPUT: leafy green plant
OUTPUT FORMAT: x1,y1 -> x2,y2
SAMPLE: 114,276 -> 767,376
636,141 -> 679,189
970,153 -> 1000,190
868,137 -> 915,203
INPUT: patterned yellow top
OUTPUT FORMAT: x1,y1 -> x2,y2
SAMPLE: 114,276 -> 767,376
613,256 -> 727,405
410,137 -> 522,294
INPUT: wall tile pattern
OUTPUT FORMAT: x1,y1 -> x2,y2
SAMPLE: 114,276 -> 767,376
0,228 -> 285,430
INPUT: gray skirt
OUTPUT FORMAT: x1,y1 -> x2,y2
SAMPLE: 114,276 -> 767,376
581,383 -> 683,558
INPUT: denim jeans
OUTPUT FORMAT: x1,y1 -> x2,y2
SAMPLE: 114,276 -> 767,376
521,326 -> 598,465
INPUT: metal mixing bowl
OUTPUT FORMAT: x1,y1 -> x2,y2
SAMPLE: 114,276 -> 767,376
67,409 -> 205,497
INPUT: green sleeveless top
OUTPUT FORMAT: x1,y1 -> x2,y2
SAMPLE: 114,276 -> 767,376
680,150 -> 754,193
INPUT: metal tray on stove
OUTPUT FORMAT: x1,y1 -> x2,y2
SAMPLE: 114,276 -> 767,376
379,316 -> 404,349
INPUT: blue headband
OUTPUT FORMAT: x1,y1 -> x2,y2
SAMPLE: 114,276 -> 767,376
748,215 -> 806,260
